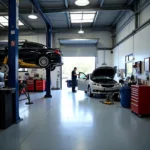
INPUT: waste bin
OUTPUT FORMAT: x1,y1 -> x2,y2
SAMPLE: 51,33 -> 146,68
120,86 -> 131,108
0,88 -> 16,129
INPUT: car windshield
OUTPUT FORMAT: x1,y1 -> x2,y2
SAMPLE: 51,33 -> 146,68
92,76 -> 112,80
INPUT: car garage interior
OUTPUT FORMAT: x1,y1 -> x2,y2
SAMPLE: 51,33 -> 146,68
0,0 -> 150,150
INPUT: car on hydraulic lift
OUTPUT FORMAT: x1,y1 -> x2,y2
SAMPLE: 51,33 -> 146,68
0,41 -> 63,71
78,66 -> 121,97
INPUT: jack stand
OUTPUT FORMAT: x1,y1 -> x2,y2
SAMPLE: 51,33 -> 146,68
44,94 -> 52,98
25,93 -> 33,105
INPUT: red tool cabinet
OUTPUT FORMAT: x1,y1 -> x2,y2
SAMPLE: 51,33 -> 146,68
35,80 -> 46,92
131,85 -> 150,117
27,80 -> 35,92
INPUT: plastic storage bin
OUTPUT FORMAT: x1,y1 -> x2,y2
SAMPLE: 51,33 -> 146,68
120,86 -> 131,108
66,80 -> 78,88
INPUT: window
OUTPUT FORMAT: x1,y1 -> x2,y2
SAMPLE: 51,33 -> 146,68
70,12 -> 96,24
125,54 -> 133,76
0,16 -> 24,26
18,68 -> 28,72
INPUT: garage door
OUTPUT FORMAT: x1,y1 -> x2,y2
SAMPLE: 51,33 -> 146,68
59,39 -> 98,57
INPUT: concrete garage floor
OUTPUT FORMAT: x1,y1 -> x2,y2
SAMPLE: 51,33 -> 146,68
0,90 -> 150,150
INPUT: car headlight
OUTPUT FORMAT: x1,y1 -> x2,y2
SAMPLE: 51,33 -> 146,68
115,83 -> 120,87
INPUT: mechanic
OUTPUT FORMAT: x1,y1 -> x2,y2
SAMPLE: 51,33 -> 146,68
71,67 -> 78,93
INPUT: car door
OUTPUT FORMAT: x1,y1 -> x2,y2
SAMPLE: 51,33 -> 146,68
78,72 -> 88,91
19,43 -> 37,62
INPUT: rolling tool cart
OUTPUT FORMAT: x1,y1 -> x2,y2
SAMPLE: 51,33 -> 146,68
131,85 -> 150,117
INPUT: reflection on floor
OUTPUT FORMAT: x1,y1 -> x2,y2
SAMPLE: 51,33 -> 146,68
0,90 -> 150,150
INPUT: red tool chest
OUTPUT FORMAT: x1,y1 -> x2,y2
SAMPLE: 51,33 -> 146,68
35,80 -> 46,92
27,80 -> 35,92
131,85 -> 150,117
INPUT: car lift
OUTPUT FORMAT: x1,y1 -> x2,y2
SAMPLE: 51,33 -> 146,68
3,56 -> 37,68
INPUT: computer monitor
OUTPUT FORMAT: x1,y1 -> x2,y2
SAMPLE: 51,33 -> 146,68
0,72 -> 4,88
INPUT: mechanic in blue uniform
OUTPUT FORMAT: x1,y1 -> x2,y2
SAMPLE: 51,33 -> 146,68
71,67 -> 78,93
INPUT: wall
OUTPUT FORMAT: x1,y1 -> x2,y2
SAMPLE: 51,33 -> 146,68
113,1 -> 150,81
96,50 -> 113,68
54,31 -> 113,68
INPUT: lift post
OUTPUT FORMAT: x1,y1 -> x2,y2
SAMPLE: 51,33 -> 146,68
29,0 -> 53,98
45,25 -> 52,98
8,0 -> 21,123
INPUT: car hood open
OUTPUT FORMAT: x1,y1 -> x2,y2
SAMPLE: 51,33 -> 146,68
91,66 -> 116,79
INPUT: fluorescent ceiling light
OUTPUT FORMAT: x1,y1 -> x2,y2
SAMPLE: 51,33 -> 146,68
28,14 -> 38,19
78,30 -> 84,34
75,0 -> 90,6
28,6 -> 38,20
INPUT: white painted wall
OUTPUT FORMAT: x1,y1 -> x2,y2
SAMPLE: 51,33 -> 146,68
96,50 -> 113,68
113,2 -> 150,82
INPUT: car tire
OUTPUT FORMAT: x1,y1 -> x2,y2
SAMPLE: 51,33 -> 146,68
38,55 -> 50,68
88,86 -> 93,97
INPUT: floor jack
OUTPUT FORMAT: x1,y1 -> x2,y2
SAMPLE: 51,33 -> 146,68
100,92 -> 119,105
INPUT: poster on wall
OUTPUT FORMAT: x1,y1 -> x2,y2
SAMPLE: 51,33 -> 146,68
144,58 -> 150,72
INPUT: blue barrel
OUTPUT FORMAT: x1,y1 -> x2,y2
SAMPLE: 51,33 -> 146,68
120,86 -> 131,108
66,80 -> 72,88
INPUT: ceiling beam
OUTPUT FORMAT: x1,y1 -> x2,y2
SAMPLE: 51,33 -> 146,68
100,0 -> 105,7
93,0 -> 105,27
92,12 -> 99,27
0,5 -> 133,16
0,26 -> 113,35
112,0 -> 136,26
22,6 -> 134,14
64,0 -> 71,28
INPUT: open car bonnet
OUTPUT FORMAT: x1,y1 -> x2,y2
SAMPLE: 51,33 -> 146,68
91,66 -> 116,79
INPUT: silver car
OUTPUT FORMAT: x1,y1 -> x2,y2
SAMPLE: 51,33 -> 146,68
78,66 -> 121,97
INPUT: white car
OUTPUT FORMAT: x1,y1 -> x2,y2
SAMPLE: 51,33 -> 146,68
78,66 -> 121,97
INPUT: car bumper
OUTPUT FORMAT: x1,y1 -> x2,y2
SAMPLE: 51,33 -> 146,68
91,86 -> 120,94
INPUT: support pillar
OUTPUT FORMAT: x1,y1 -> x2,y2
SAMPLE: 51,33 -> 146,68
8,0 -> 21,123
45,25 -> 52,98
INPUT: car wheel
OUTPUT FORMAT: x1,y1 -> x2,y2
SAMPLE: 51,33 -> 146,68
88,86 -> 93,97
38,56 -> 50,68
51,66 -> 56,71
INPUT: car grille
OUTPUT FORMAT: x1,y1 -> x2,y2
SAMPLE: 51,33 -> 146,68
101,85 -> 114,88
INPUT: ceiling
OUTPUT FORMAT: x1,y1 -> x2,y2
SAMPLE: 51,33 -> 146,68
0,0 -> 135,32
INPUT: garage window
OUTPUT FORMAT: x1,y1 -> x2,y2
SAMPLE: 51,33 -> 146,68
125,54 -> 133,76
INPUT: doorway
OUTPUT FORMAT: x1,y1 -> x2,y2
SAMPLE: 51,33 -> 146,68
62,57 -> 96,89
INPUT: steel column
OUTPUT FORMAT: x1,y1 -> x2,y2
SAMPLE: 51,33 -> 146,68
29,0 -> 52,98
8,0 -> 21,123
45,25 -> 52,98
